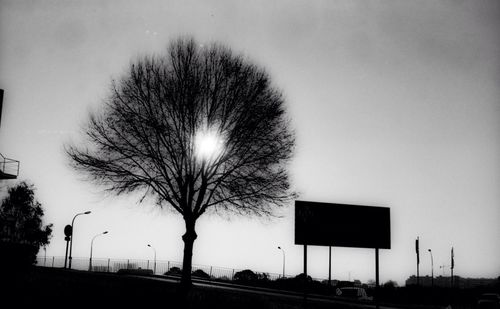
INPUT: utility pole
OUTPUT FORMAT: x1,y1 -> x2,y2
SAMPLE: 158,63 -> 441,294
415,237 -> 420,286
428,249 -> 434,288
451,247 -> 454,288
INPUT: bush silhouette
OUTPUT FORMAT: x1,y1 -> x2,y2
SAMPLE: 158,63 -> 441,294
234,269 -> 258,282
165,267 -> 182,276
192,269 -> 211,279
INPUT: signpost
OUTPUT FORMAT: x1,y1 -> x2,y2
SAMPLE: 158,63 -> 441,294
64,224 -> 72,268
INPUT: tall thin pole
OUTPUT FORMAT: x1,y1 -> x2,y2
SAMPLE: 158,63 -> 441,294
416,237 -> 420,286
89,231 -> 108,271
148,244 -> 156,274
68,211 -> 91,269
303,244 -> 308,302
450,247 -> 454,288
375,248 -> 380,287
303,245 -> 307,278
428,249 -> 434,288
375,248 -> 380,309
278,246 -> 285,278
328,246 -> 332,286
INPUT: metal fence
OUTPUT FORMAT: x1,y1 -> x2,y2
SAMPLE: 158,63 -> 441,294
36,256 -> 294,282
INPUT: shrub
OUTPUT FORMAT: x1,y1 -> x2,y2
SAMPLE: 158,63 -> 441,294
234,269 -> 258,282
192,269 -> 211,279
165,266 -> 182,276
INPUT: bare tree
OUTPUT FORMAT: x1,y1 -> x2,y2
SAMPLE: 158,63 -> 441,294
66,37 -> 295,287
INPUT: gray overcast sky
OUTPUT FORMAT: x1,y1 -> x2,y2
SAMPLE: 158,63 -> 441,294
1,0 -> 499,285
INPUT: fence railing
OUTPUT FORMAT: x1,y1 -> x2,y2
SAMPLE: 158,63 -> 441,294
35,256 -> 301,282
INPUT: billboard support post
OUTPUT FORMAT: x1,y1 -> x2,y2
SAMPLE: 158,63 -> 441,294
295,199 -> 391,307
375,247 -> 380,309
303,244 -> 307,278
375,247 -> 379,287
328,246 -> 332,287
303,244 -> 308,302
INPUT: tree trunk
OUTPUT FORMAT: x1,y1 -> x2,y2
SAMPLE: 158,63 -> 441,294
180,217 -> 197,290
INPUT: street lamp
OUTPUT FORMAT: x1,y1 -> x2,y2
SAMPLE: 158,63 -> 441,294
277,246 -> 285,278
148,244 -> 156,274
68,210 -> 91,269
428,249 -> 434,288
89,231 -> 108,271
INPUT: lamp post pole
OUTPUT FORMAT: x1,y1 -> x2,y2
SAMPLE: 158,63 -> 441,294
278,246 -> 285,278
148,244 -> 156,274
89,231 -> 108,271
428,249 -> 434,288
68,211 -> 91,269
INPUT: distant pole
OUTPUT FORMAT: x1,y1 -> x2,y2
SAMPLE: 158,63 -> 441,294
148,244 -> 156,274
328,246 -> 332,286
375,248 -> 380,309
278,246 -> 285,278
43,246 -> 47,266
375,248 -> 380,287
303,245 -> 307,278
450,247 -> 454,288
428,249 -> 434,288
68,211 -> 91,269
416,237 -> 420,286
303,244 -> 308,302
64,236 -> 70,268
89,231 -> 108,271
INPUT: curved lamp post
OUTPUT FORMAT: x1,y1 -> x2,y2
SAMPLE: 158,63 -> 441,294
428,249 -> 434,288
277,246 -> 285,278
148,244 -> 157,274
89,231 -> 108,271
68,210 -> 91,269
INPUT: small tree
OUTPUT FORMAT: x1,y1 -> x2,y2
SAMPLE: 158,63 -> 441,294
0,181 -> 53,268
383,280 -> 398,289
66,37 -> 295,288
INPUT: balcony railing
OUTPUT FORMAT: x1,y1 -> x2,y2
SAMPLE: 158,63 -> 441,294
0,153 -> 19,179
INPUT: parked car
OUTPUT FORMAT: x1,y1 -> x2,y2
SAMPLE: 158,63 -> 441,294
335,287 -> 373,301
477,293 -> 500,309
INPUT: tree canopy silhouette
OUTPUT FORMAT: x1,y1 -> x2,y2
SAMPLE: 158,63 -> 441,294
0,181 -> 53,269
66,37 -> 295,287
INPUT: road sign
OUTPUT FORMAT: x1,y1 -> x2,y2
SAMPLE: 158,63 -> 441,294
64,224 -> 72,237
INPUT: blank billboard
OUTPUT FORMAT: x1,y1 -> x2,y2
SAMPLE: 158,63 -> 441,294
295,200 -> 390,249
